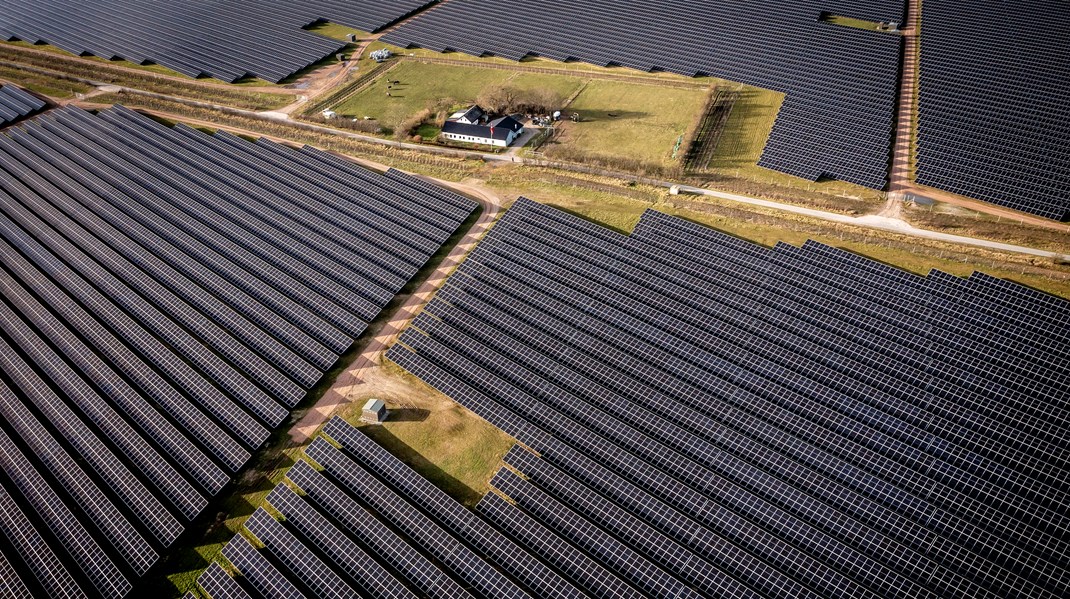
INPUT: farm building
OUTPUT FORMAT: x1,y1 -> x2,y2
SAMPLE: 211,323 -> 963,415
441,105 -> 524,147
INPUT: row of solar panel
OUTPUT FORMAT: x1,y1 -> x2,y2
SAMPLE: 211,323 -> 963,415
382,0 -> 904,189
197,417 -> 580,598
0,84 -> 45,126
915,0 -> 1070,220
0,105 -> 476,597
0,0 -> 436,82
385,198 -> 1069,598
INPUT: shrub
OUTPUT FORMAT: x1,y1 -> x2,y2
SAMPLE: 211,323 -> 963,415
396,108 -> 433,139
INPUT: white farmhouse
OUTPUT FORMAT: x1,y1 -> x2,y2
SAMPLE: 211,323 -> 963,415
440,105 -> 524,147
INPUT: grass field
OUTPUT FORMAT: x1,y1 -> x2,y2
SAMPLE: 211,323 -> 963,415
544,79 -> 707,168
340,360 -> 514,506
366,38 -> 714,84
304,21 -> 372,43
332,61 -> 585,133
331,59 -> 701,166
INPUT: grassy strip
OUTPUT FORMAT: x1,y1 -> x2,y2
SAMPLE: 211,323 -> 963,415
904,202 -> 1070,254
483,168 -> 1070,299
366,38 -> 714,85
822,15 -> 887,31
1,40 -> 277,86
0,44 -> 291,110
0,64 -> 91,98
89,93 -> 483,181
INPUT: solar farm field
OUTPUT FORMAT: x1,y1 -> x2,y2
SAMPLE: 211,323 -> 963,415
0,0 -> 436,83
0,105 -> 476,597
190,198 -> 1070,599
388,199 -> 1070,598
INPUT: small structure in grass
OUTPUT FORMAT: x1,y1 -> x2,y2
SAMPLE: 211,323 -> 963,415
360,398 -> 388,424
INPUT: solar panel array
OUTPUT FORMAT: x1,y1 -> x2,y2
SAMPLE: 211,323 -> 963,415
383,0 -> 904,188
915,0 -> 1070,221
200,416 -> 595,599
0,0 -> 435,83
0,84 -> 46,127
0,105 -> 475,598
385,197 -> 1070,598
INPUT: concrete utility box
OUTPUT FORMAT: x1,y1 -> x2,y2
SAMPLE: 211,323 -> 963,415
361,398 -> 388,424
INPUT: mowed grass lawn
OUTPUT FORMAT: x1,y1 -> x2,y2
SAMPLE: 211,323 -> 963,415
333,61 -> 585,133
548,80 -> 708,168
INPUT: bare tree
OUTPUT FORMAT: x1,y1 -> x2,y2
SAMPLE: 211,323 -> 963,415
477,84 -> 564,115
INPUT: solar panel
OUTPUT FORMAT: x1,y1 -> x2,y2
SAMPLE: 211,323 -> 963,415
0,547 -> 33,599
0,84 -> 47,127
390,198 -> 1070,598
323,417 -> 584,599
244,508 -> 369,599
915,0 -> 1070,220
222,535 -> 305,599
0,426 -> 130,598
283,462 -> 473,598
0,105 -> 477,595
306,438 -> 533,599
197,563 -> 253,599
265,485 -> 422,599
0,0 -> 436,83
0,483 -> 87,599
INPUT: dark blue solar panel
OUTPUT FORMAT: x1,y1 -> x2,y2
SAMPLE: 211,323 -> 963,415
915,0 -> 1070,220
389,198 -> 1070,599
0,0 -> 436,83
